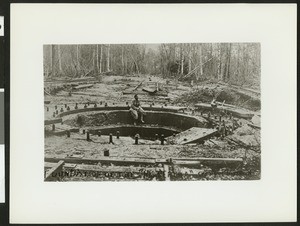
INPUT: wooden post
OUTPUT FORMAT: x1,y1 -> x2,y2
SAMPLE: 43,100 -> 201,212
109,133 -> 113,143
155,134 -> 159,140
104,149 -> 110,156
161,134 -> 165,145
164,164 -> 170,181
135,134 -> 139,145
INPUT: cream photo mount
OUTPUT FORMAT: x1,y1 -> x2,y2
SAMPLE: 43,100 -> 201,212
10,4 -> 297,224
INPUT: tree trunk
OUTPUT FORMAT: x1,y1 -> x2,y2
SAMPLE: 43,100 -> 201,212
210,43 -> 214,78
121,45 -> 124,74
188,43 -> 192,73
180,44 -> 184,75
99,45 -> 102,73
218,44 -> 222,80
51,45 -> 55,76
226,43 -> 232,80
107,44 -> 110,71
197,43 -> 203,81
96,44 -> 99,74
57,45 -> 62,75
76,45 -> 80,76
93,48 -> 97,75
237,44 -> 240,80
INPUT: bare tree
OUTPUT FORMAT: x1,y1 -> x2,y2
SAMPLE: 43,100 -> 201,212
50,45 -> 55,76
99,45 -> 103,73
180,44 -> 184,75
197,43 -> 203,80
96,44 -> 99,74
107,44 -> 110,71
188,43 -> 192,73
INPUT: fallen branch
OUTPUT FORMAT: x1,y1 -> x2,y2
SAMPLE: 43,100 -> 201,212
133,81 -> 143,91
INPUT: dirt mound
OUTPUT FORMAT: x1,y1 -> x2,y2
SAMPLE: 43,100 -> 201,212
64,113 -> 108,127
174,85 -> 260,111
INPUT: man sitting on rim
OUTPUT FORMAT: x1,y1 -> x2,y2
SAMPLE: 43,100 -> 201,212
130,94 -> 146,124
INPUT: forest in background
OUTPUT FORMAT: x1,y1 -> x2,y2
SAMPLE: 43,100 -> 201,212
44,43 -> 260,88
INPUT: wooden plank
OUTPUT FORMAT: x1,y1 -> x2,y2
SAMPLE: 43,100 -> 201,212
142,86 -> 157,94
45,156 -> 157,166
195,103 -> 254,119
74,164 -> 163,173
45,160 -> 64,181
172,160 -> 201,165
123,90 -> 168,96
215,101 -> 238,109
44,118 -> 62,125
46,128 -> 79,136
73,84 -> 93,90
166,127 -> 218,145
175,167 -> 208,175
45,162 -> 77,169
132,81 -> 143,91
70,92 -> 105,97
248,123 -> 261,129
173,157 -> 243,163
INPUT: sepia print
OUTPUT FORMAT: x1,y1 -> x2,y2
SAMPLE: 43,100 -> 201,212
44,43 -> 261,182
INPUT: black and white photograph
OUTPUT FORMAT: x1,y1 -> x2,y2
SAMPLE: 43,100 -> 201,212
9,3 -> 296,223
44,43 -> 261,182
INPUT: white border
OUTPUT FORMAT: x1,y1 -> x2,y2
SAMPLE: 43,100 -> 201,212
10,4 -> 297,223
0,16 -> 4,36
0,89 -> 4,203
0,145 -> 4,203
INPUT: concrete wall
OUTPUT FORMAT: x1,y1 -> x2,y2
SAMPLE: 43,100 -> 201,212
88,125 -> 180,139
63,110 -> 208,131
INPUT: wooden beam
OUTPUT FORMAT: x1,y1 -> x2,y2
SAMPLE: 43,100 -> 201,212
247,123 -> 261,129
122,90 -> 168,96
44,160 -> 64,181
142,86 -> 157,94
173,157 -> 243,163
45,156 -> 243,168
132,81 -> 143,91
195,103 -> 254,119
166,127 -> 218,144
73,84 -> 93,90
44,118 -> 62,125
45,156 -> 157,166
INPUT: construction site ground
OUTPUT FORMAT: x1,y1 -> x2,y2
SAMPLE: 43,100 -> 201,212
44,74 -> 261,181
